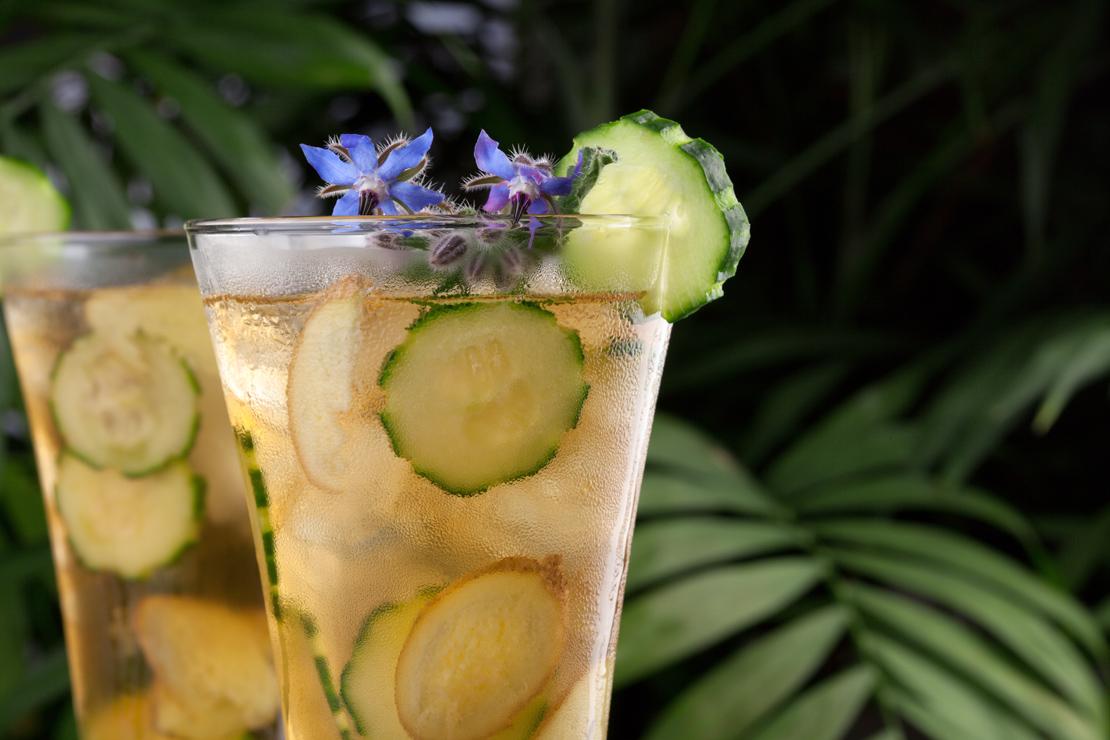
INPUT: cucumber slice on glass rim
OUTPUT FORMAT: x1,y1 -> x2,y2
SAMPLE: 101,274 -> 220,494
558,109 -> 750,322
379,302 -> 588,496
55,453 -> 202,579
0,155 -> 69,235
51,331 -> 199,476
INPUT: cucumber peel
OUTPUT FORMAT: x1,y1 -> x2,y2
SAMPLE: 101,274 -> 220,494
0,155 -> 69,235
558,110 -> 750,322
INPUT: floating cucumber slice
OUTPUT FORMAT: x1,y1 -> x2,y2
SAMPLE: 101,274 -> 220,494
394,555 -> 567,740
558,110 -> 750,322
56,453 -> 202,579
51,331 -> 199,475
134,595 -> 279,738
0,155 -> 69,235
380,302 -> 588,496
340,590 -> 438,740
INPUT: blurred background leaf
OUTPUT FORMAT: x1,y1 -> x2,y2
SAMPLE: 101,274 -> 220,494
1,0 -> 1108,738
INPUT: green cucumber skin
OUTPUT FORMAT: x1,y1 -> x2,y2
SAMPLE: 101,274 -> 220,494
559,109 -> 751,322
236,430 -> 282,620
48,332 -> 202,478
300,612 -> 355,740
378,302 -> 588,497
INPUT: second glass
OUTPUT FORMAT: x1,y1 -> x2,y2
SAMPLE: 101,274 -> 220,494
0,231 -> 281,740
187,214 -> 671,740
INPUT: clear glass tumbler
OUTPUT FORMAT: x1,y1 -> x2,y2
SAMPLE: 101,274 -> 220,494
187,214 -> 671,740
0,231 -> 281,740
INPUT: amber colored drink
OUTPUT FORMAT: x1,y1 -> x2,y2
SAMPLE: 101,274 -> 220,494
187,215 -> 670,740
0,232 -> 280,740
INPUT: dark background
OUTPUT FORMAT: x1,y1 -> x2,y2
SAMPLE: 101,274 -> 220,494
1,1 -> 1108,738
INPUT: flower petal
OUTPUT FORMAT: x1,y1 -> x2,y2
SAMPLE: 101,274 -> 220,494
527,196 -> 551,215
474,131 -> 516,181
379,198 -> 400,216
379,128 -> 435,181
538,175 -> 574,197
389,180 -> 445,213
301,144 -> 359,186
483,183 -> 510,212
341,134 -> 379,173
331,189 -> 360,216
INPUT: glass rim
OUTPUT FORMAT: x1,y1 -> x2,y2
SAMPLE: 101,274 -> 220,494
0,229 -> 186,249
184,213 -> 670,236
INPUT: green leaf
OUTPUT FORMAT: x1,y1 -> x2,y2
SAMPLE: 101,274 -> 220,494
0,646 -> 69,735
0,122 -> 50,171
1,459 -> 48,544
1019,0 -> 1107,254
647,413 -> 743,474
1033,320 -> 1110,432
170,9 -> 412,128
0,591 -> 28,705
869,633 -> 1057,740
739,359 -> 854,466
124,49 -> 294,215
86,73 -> 237,219
38,95 -> 132,230
615,557 -> 824,687
829,546 -> 1105,722
847,584 -> 1102,740
645,605 -> 849,740
766,419 -> 918,495
816,517 -> 1106,662
857,730 -> 904,740
0,33 -> 104,98
743,664 -> 875,740
796,474 -> 1039,545
637,471 -> 779,518
764,364 -> 933,494
627,518 -> 800,591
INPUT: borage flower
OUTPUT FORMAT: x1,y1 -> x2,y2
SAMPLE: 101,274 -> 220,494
462,131 -> 580,243
300,129 -> 444,216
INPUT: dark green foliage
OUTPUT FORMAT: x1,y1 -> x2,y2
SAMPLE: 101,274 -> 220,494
1,0 -> 1107,739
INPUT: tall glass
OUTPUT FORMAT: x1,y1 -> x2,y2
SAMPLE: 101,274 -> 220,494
0,232 -> 281,740
187,215 -> 671,740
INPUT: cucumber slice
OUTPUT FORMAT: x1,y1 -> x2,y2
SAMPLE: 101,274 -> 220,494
0,155 -> 69,235
51,331 -> 200,476
340,589 -> 438,740
558,110 -> 750,322
56,453 -> 202,579
134,594 -> 280,738
380,302 -> 588,496
394,555 -> 567,740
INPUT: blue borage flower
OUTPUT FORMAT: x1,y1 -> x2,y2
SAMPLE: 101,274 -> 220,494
462,131 -> 582,244
300,129 -> 444,216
